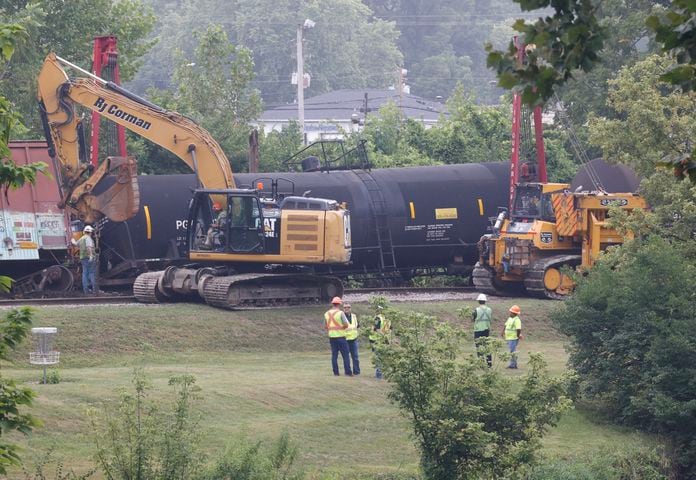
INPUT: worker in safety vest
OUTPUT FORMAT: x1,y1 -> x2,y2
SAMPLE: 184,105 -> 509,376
369,305 -> 391,379
324,297 -> 353,376
77,225 -> 97,294
472,293 -> 493,367
502,305 -> 523,369
343,303 -> 360,375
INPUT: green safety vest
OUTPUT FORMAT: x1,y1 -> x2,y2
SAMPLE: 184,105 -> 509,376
369,314 -> 390,342
77,235 -> 93,260
504,316 -> 522,340
473,305 -> 492,332
324,309 -> 346,338
344,313 -> 359,341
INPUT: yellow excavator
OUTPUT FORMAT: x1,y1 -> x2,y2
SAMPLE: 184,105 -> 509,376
37,53 -> 351,308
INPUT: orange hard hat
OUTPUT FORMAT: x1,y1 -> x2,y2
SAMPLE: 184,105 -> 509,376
509,305 -> 521,314
212,202 -> 222,211
331,296 -> 343,305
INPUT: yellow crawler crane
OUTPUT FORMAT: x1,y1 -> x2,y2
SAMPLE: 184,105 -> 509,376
37,53 -> 351,308
473,183 -> 647,299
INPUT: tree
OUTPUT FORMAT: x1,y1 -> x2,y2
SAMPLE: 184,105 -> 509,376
172,25 -> 261,173
486,0 -> 696,181
0,308 -> 41,474
587,54 -> 696,177
258,122 -> 303,173
376,306 -> 572,479
423,84 -> 511,164
137,25 -> 262,174
0,0 -> 156,136
365,0 -> 525,102
131,0 -> 402,104
0,21 -> 47,292
554,168 -> 696,477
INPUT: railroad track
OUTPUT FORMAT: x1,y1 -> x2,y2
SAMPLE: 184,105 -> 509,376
0,286 -> 476,308
0,295 -> 138,307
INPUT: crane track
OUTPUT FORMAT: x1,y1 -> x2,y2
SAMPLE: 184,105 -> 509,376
0,286 -> 477,308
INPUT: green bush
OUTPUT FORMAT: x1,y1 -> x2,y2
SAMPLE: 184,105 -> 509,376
376,308 -> 573,480
202,432 -> 302,480
555,234 -> 695,477
527,447 -> 672,480
44,369 -> 61,385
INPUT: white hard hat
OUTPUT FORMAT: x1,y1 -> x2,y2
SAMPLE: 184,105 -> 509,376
83,225 -> 94,233
476,293 -> 487,302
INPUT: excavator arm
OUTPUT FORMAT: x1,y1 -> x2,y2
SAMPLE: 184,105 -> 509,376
37,53 -> 235,223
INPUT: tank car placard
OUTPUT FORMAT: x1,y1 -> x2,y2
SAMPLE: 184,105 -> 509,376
435,208 -> 458,220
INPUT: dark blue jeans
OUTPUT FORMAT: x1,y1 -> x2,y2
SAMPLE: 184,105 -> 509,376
507,339 -> 519,368
81,258 -> 97,293
329,337 -> 352,375
347,339 -> 361,375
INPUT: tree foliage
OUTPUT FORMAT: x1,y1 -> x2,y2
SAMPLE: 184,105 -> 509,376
134,25 -> 261,174
90,370 -> 204,480
647,0 -> 696,92
486,0 -> 606,105
587,54 -> 696,178
365,0 -> 525,102
555,172 -> 696,478
0,20 -> 47,292
132,0 -> 402,104
376,307 -> 572,480
0,0 -> 156,136
0,308 -> 41,474
487,0 -> 696,182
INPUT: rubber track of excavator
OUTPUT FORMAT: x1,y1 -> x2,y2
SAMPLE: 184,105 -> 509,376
133,271 -> 167,303
523,255 -> 581,300
201,273 -> 343,309
472,263 -> 506,297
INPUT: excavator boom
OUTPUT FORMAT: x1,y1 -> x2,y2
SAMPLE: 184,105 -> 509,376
37,53 -> 235,222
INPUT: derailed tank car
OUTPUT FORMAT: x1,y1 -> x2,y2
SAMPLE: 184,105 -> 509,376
97,162 -> 511,284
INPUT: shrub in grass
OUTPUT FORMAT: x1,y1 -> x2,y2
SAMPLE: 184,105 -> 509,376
376,309 -> 573,480
89,370 -> 204,480
201,432 -> 302,480
44,369 -> 61,384
21,448 -> 96,479
526,446 -> 672,480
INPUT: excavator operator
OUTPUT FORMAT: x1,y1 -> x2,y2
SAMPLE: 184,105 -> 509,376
205,202 -> 227,248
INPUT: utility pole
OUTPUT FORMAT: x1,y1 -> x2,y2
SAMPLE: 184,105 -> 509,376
297,26 -> 305,145
296,19 -> 315,146
363,92 -> 368,127
397,67 -> 404,109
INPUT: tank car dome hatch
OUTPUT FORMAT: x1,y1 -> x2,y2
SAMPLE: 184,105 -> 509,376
301,156 -> 321,172
571,159 -> 641,193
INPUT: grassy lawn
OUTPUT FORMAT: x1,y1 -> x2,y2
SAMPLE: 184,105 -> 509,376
2,299 -> 652,478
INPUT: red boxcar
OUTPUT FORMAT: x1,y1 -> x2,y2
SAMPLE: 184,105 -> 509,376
1,141 -> 70,279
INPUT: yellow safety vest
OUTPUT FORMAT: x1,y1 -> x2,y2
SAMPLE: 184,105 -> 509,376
345,313 -> 358,341
504,316 -> 521,340
324,309 -> 346,338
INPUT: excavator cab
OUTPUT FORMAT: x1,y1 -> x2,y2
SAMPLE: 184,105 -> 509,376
511,184 -> 556,222
188,190 -> 267,254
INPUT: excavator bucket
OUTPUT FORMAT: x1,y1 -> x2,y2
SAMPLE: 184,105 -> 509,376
80,156 -> 140,223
